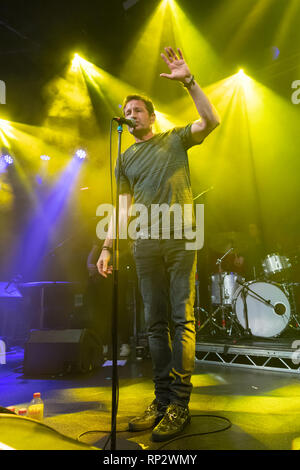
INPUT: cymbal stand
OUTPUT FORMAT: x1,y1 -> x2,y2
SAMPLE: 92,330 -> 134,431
194,267 -> 209,331
239,284 -> 252,337
198,248 -> 233,336
216,248 -> 234,330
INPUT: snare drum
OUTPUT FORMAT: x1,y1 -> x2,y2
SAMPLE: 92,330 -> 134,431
233,280 -> 291,338
262,253 -> 291,278
210,272 -> 243,305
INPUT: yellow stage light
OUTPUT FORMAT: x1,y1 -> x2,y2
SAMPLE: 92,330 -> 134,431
0,119 -> 15,148
0,119 -> 13,135
234,69 -> 254,99
71,53 -> 81,72
70,53 -> 102,83
120,0 -> 219,94
161,0 -> 174,7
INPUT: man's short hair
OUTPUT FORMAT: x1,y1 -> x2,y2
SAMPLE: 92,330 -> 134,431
122,94 -> 155,116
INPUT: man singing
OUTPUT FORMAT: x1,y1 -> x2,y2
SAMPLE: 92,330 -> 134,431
97,47 -> 220,442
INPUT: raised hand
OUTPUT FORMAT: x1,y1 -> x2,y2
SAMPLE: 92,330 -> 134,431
160,47 -> 192,82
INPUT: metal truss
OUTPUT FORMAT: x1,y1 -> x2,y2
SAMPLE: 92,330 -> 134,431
195,341 -> 300,374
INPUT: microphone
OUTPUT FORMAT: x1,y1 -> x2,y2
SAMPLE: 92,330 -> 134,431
112,117 -> 136,128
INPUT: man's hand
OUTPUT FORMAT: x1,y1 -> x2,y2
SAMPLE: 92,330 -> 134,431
160,46 -> 220,143
97,250 -> 113,278
234,254 -> 244,268
160,47 -> 192,83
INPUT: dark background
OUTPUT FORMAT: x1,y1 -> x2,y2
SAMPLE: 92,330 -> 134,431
0,0 -> 299,293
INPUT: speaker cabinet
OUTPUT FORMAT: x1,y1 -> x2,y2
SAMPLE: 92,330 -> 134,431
24,329 -> 101,375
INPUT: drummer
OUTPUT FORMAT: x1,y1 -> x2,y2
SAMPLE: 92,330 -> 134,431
217,246 -> 245,276
243,223 -> 266,279
209,223 -> 266,280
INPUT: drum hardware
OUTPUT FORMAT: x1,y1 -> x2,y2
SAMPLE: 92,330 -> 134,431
239,284 -> 252,337
221,308 -> 243,338
262,253 -> 292,281
197,307 -> 229,336
194,267 -> 210,332
199,248 -> 242,336
235,279 -> 287,338
236,279 -> 285,312
210,272 -> 245,306
280,282 -> 300,331
199,233 -> 299,339
261,248 -> 300,332
216,248 -> 234,330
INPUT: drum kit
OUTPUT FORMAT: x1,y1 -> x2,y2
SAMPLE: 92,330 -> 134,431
196,232 -> 300,339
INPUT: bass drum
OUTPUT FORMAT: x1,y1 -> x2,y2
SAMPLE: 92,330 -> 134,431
233,281 -> 291,338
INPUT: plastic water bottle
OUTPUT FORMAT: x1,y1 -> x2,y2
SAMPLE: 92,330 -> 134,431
27,393 -> 44,421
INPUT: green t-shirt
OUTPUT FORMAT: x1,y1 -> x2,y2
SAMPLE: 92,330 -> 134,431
115,124 -> 200,238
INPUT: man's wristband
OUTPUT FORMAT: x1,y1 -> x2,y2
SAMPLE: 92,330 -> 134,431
102,245 -> 112,253
183,75 -> 195,89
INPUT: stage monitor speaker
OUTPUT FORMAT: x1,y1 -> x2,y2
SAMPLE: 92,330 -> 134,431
24,329 -> 102,376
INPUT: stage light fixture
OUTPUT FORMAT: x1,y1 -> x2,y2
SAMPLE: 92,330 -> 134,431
123,0 -> 139,10
40,155 -> 51,161
235,68 -> 253,94
71,53 -> 81,71
74,149 -> 87,160
3,154 -> 13,165
160,0 -> 175,9
70,53 -> 101,82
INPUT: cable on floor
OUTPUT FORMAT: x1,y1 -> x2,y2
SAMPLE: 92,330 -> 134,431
77,413 -> 232,450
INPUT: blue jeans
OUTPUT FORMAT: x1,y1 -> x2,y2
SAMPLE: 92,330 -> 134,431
133,238 -> 197,408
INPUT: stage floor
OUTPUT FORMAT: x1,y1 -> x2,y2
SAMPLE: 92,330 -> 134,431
1,343 -> 300,451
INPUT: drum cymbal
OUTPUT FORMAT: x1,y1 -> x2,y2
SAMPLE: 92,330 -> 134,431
210,232 -> 250,254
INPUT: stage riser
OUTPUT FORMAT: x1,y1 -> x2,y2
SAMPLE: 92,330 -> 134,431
196,342 -> 300,374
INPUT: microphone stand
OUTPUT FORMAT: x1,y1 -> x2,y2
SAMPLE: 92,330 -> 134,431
110,123 -> 122,451
94,121 -> 141,451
